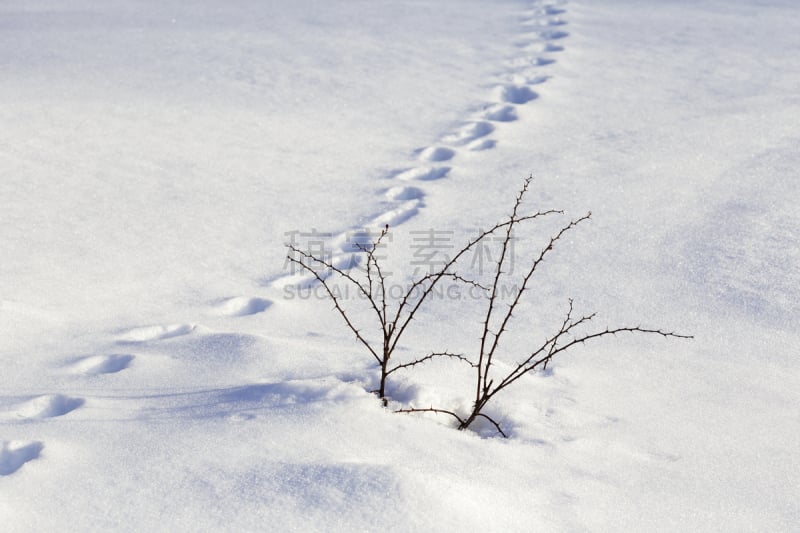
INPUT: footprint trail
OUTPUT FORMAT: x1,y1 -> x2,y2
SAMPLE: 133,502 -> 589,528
266,0 -> 569,290
2,2 -> 571,480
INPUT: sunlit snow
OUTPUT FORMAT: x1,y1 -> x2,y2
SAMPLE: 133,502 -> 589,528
2,0 -> 798,531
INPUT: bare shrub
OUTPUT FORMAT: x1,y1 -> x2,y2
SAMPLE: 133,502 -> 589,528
287,177 -> 691,433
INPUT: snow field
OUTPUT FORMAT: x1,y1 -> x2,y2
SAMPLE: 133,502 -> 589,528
2,0 -> 799,531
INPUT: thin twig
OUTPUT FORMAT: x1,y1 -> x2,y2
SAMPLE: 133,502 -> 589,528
388,207 -> 562,358
394,407 -> 466,426
287,245 -> 383,321
477,177 -> 532,403
500,325 -> 693,391
481,213 -> 592,391
386,351 -> 476,376
474,413 -> 508,438
287,249 -> 382,364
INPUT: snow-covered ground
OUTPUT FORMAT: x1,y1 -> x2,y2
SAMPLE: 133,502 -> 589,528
2,0 -> 798,531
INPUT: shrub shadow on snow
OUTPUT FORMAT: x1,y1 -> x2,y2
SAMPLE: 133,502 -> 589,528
126,379 -> 367,421
335,367 -> 423,405
383,380 -> 423,405
219,380 -> 359,407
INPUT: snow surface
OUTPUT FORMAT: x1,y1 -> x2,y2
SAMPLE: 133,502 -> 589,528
2,0 -> 799,531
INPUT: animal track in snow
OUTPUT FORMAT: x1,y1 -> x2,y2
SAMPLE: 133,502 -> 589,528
272,268 -> 327,290
544,42 -> 564,52
417,146 -> 456,162
506,56 -> 556,68
333,229 -> 376,253
212,296 -> 272,317
466,138 -> 497,151
4,394 -> 84,420
537,30 -> 569,41
482,104 -> 518,122
69,353 -> 134,375
0,441 -> 43,475
369,199 -> 421,228
393,166 -> 450,181
503,72 -> 550,86
385,185 -> 425,201
522,17 -> 566,28
117,323 -> 195,343
541,6 -> 566,16
441,121 -> 495,145
493,85 -> 538,104
272,173 -> 426,289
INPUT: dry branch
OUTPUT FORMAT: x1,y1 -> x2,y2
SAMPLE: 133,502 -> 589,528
287,176 -> 692,437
